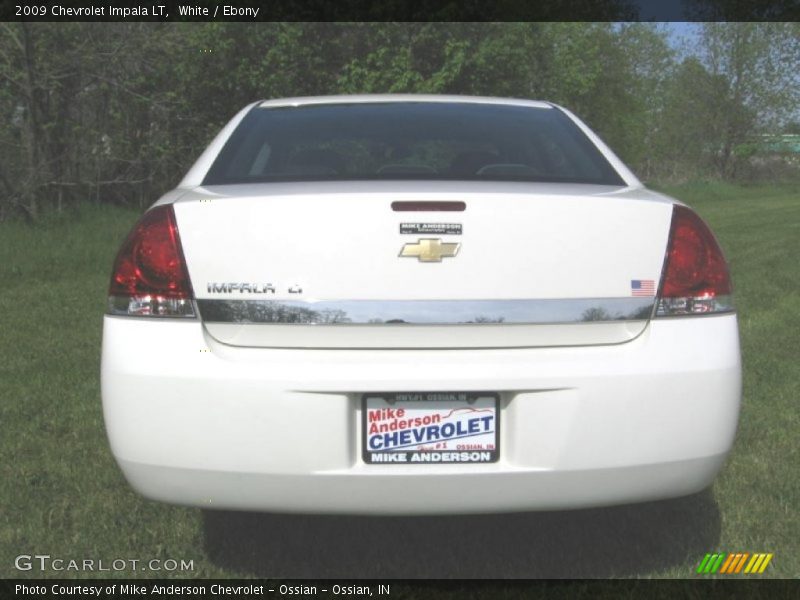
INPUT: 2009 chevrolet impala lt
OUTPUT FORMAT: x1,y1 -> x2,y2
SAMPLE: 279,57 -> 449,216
101,95 -> 741,514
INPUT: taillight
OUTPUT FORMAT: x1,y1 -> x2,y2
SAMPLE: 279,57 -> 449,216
107,205 -> 195,317
656,205 -> 733,317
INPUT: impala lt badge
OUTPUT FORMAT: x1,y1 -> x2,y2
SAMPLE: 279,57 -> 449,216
399,238 -> 460,263
207,283 -> 276,294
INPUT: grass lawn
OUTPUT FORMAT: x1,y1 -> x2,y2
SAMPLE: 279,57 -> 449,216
1,182 -> 798,584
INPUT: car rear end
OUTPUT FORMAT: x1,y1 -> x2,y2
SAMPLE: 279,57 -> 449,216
101,96 -> 741,514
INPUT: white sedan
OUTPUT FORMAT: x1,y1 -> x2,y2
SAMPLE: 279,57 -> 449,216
101,95 -> 741,514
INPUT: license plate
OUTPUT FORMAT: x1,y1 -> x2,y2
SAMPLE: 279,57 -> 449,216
362,392 -> 499,464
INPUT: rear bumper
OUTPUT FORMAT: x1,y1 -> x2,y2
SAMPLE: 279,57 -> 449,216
101,314 -> 741,514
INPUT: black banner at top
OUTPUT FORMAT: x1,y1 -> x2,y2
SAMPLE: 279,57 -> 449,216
3,0 -> 799,22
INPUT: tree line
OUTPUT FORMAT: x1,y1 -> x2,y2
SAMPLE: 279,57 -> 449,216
0,22 -> 797,220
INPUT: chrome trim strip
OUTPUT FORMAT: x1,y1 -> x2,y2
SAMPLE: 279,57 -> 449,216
196,298 -> 655,325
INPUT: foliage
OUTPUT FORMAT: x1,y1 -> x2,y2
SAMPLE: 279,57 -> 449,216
0,22 -> 797,220
698,23 -> 800,178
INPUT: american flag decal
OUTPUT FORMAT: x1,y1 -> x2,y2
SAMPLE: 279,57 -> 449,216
631,279 -> 656,296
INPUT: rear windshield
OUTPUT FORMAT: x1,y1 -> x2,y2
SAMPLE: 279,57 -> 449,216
203,102 -> 626,186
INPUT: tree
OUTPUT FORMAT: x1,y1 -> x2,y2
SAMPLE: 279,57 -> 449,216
651,57 -> 732,180
0,23 -> 191,217
698,23 -> 800,178
0,21 -> 797,220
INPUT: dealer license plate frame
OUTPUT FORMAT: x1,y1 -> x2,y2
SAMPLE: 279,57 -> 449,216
361,392 -> 500,465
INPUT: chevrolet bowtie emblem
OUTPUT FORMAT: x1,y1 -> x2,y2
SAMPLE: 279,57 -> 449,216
399,238 -> 460,262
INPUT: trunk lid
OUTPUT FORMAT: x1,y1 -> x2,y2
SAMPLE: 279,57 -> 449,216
171,181 -> 673,348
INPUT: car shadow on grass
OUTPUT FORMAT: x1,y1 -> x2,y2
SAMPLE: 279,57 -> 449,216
202,488 -> 720,578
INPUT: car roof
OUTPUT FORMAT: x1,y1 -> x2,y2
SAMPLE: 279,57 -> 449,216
257,94 -> 554,110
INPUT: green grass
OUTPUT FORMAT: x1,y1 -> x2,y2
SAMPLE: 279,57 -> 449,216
1,183 -> 798,583
650,181 -> 800,578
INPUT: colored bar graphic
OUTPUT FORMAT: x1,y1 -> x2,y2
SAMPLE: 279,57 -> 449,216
697,554 -> 712,574
744,554 -> 759,573
698,552 -> 774,575
720,553 -> 739,574
711,554 -> 725,573
734,553 -> 749,573
719,554 -> 735,574
758,554 -> 774,573
752,554 -> 766,572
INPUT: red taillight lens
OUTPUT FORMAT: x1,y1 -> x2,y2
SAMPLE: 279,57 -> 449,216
108,205 -> 195,317
657,205 -> 733,316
